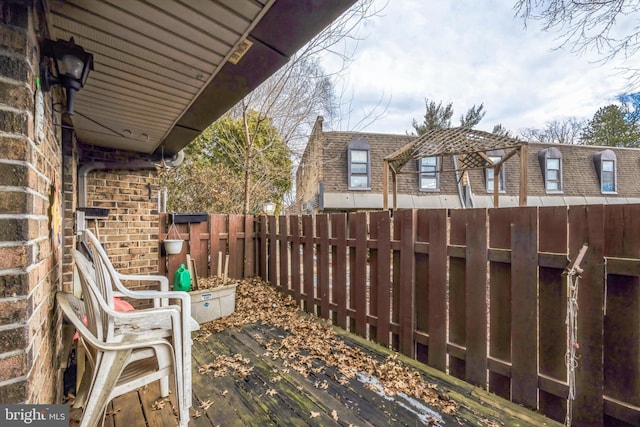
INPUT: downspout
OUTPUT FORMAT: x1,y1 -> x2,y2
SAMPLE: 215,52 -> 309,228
452,155 -> 474,208
77,150 -> 184,233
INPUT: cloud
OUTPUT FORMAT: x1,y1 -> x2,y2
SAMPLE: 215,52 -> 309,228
322,0 -> 630,135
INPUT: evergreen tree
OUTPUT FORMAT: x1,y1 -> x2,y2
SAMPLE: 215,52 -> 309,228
581,104 -> 640,147
411,98 -> 485,135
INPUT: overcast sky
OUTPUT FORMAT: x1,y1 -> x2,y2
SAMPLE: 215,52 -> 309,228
319,0 -> 633,135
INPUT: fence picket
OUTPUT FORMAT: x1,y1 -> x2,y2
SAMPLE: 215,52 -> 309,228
427,209 -> 447,372
317,214 -> 330,320
465,209 -> 488,388
538,206 -> 569,423
511,207 -> 538,409
488,208 -> 513,400
279,215 -> 289,292
448,209 -> 467,381
397,209 -> 416,358
370,211 -> 390,346
569,205 -> 605,426
349,212 -> 368,336
331,214 -> 348,329
603,205 -> 640,425
302,216 -> 315,314
290,216 -> 301,301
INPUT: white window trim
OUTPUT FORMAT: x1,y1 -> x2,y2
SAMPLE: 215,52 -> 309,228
485,156 -> 505,193
545,157 -> 563,194
347,138 -> 371,190
600,159 -> 617,194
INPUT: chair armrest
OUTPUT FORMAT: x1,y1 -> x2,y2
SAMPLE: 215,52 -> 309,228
56,292 -> 175,352
118,273 -> 169,292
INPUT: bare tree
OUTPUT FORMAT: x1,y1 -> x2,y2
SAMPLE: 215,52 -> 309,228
224,0 -> 381,213
514,1 -> 640,64
519,117 -> 586,144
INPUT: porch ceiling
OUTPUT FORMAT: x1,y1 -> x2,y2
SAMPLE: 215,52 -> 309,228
48,0 -> 354,156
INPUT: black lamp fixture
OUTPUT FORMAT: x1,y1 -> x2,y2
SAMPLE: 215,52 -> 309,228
40,37 -> 93,115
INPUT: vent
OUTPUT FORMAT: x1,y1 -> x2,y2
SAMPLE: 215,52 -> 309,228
228,39 -> 253,65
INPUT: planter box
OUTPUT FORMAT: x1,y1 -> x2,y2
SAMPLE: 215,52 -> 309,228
189,283 -> 237,324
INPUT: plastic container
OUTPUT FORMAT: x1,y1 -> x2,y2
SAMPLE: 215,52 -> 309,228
173,264 -> 191,291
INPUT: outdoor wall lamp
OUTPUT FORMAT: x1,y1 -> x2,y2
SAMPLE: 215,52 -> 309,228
263,200 -> 276,216
40,37 -> 93,115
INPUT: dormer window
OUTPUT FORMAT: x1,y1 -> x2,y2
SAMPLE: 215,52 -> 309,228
485,150 -> 505,193
593,149 -> 617,193
348,137 -> 370,190
538,147 -> 563,193
418,157 -> 439,191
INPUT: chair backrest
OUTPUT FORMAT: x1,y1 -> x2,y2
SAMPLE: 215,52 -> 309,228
73,249 -> 116,342
82,229 -> 127,296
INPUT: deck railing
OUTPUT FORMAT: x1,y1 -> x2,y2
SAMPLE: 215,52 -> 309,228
158,206 -> 640,426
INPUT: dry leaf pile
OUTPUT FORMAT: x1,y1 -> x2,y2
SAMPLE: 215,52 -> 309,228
197,276 -> 239,290
199,277 -> 458,416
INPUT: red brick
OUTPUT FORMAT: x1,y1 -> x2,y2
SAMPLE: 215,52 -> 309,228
0,379 -> 26,403
0,326 -> 27,353
0,245 -> 29,269
0,353 -> 27,382
0,299 -> 27,325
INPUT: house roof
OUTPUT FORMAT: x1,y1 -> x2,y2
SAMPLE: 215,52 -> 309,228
47,0 -> 355,156
385,127 -> 525,172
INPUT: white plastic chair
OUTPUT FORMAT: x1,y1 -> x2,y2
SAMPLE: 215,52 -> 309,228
79,228 -> 198,412
57,291 -> 186,427
73,236 -> 196,419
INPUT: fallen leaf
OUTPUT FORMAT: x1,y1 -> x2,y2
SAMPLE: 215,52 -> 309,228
310,411 -> 320,418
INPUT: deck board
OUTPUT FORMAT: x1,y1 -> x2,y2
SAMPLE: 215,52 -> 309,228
70,320 -> 562,427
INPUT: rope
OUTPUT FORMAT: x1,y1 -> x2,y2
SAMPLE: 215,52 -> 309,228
564,268 -> 580,427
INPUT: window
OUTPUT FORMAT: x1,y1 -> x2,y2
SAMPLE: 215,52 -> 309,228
593,149 -> 617,193
546,158 -> 561,191
418,157 -> 439,191
601,159 -> 615,192
348,137 -> 370,190
485,155 -> 505,193
538,147 -> 563,193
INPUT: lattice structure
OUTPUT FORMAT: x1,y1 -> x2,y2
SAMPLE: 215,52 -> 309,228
385,127 -> 524,171
382,127 -> 527,210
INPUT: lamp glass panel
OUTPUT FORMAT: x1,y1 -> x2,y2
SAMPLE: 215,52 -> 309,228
58,54 -> 85,79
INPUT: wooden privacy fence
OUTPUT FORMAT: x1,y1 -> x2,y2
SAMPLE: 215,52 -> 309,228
158,213 -> 256,285
257,205 -> 640,427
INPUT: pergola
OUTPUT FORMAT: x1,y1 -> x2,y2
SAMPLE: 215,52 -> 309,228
383,127 -> 528,210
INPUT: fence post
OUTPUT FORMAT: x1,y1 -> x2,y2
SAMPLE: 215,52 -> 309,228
258,215 -> 267,280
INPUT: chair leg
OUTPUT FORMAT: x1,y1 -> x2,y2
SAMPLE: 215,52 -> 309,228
80,349 -> 132,427
159,376 -> 169,397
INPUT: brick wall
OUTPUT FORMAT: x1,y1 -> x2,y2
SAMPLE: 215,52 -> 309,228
78,144 -> 161,278
0,0 -> 63,404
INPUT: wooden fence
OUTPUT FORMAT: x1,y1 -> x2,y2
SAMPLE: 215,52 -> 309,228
158,213 -> 256,285
257,205 -> 640,427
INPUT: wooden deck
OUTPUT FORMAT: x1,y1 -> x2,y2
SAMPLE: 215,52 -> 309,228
71,321 -> 561,426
